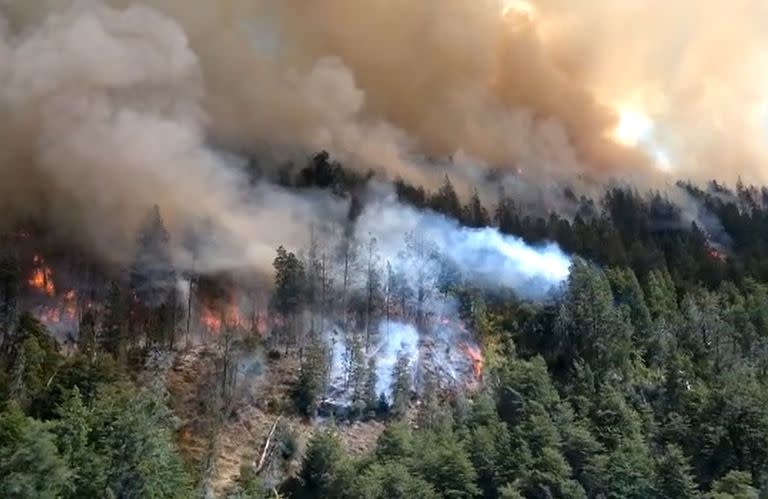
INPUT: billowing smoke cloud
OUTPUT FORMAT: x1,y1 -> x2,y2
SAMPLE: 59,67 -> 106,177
0,0 -> 762,283
121,0 -> 644,188
108,0 -> 768,186
0,1 -> 345,273
357,192 -> 571,300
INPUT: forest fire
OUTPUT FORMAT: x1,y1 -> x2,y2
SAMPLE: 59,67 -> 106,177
28,255 -> 55,296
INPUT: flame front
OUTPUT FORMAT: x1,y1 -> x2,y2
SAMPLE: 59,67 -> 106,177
200,300 -> 244,334
200,306 -> 223,333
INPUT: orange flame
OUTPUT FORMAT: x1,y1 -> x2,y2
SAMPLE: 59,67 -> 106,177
28,255 -> 55,296
200,306 -> 223,333
200,300 -> 243,335
459,342 -> 484,380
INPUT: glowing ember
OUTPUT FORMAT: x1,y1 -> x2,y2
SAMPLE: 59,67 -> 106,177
28,255 -> 55,296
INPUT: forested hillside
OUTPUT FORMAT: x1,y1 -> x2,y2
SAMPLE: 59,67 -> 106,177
2,153 -> 768,498
4,0 -> 768,497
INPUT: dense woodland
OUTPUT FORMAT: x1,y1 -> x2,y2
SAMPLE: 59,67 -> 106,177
4,152 -> 768,497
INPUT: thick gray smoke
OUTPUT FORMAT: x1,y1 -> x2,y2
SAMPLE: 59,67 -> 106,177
0,1 -> 577,297
0,2 -> 345,274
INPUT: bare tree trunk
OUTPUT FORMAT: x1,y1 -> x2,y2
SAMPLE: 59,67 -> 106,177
385,261 -> 391,340
365,237 -> 376,349
170,288 -> 177,350
320,251 -> 327,334
342,241 -> 350,330
186,277 -> 193,349
250,291 -> 258,336
254,417 -> 282,474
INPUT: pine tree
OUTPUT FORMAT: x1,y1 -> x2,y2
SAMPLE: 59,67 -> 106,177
364,236 -> 383,348
707,470 -> 759,499
357,462 -> 439,499
411,431 -> 481,498
606,267 -> 653,355
86,386 -> 192,498
294,335 -> 329,416
300,428 -> 347,498
271,246 -> 305,351
390,352 -> 412,418
7,315 -> 59,411
78,310 -> 97,361
0,404 -> 71,498
362,357 -> 379,415
656,445 -> 699,499
554,259 -> 631,377
429,175 -> 462,220
100,281 -> 128,360
347,334 -> 367,415
417,372 -> 452,432
54,388 -> 107,498
463,188 -> 490,228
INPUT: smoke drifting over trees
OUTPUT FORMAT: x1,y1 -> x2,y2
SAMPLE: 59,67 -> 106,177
7,2 -> 768,498
2,0 -> 768,279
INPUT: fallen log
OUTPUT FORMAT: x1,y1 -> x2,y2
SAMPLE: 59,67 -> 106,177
255,416 -> 281,474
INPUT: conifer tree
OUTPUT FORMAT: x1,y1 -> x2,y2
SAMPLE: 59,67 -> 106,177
271,246 -> 305,351
390,352 -> 412,417
656,445 -> 700,499
463,188 -> 490,228
429,175 -> 462,220
362,357 -> 379,415
294,335 -> 329,416
300,429 -> 347,498
100,280 -> 128,360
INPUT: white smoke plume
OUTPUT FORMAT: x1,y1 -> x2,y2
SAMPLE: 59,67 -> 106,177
357,193 -> 571,300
